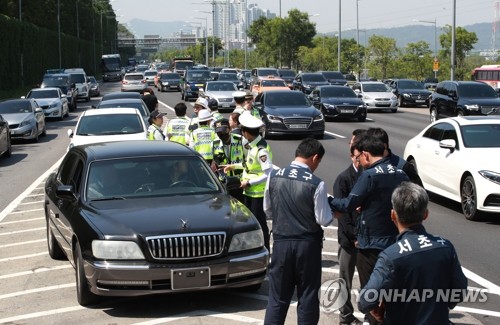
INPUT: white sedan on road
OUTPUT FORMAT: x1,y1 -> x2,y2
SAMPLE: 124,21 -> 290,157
352,81 -> 398,112
67,107 -> 147,150
25,87 -> 69,120
404,116 -> 500,220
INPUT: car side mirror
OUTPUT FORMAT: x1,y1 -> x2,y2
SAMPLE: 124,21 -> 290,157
448,90 -> 457,98
56,185 -> 76,200
35,107 -> 43,113
67,129 -> 73,138
439,139 -> 456,153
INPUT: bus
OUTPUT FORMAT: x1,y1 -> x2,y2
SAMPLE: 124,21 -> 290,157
101,54 -> 123,82
472,65 -> 500,89
171,56 -> 194,77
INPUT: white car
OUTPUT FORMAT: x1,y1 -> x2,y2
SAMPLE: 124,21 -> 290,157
25,87 -> 69,120
352,81 -> 398,112
403,116 -> 500,220
67,107 -> 147,151
199,81 -> 238,112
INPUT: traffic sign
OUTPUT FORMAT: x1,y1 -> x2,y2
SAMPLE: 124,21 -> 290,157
433,60 -> 439,72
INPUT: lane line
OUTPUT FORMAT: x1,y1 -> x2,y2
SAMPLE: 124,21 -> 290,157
0,283 -> 74,300
0,217 -> 44,225
0,265 -> 72,279
0,227 -> 46,236
9,208 -> 44,214
19,200 -> 45,205
463,267 -> 500,296
0,252 -> 47,262
0,306 -> 86,324
0,238 -> 45,248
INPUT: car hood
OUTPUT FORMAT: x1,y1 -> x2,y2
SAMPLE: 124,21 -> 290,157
70,133 -> 147,148
161,79 -> 180,83
362,92 -> 394,98
2,113 -> 33,124
321,97 -> 364,105
398,88 -> 431,95
83,194 -> 258,237
34,98 -> 59,106
205,91 -> 235,99
264,105 -> 321,117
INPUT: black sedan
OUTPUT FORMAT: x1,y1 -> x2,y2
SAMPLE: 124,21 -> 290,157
309,85 -> 367,122
254,90 -> 325,139
44,141 -> 268,306
389,79 -> 432,107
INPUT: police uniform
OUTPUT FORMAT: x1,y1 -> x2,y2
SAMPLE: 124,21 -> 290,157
186,97 -> 210,143
263,160 -> 333,324
165,116 -> 189,144
147,111 -> 166,141
189,109 -> 216,163
231,112 -> 273,249
359,224 -> 468,324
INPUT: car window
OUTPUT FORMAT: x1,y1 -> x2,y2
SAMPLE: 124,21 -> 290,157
303,74 -> 327,82
257,69 -> 279,77
458,83 -> 498,98
441,123 -> 459,149
363,83 -> 390,92
262,80 -> 287,87
321,72 -> 344,79
398,80 -> 424,89
28,90 -> 59,99
422,123 -> 446,141
86,156 -> 220,200
69,74 -> 86,83
264,92 -> 310,107
0,100 -> 33,113
76,114 -> 144,135
126,74 -> 144,81
461,124 -> 500,148
321,87 -> 356,98
58,153 -> 80,185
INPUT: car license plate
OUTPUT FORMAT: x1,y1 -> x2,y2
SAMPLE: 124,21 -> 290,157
195,84 -> 204,87
340,109 -> 354,113
222,104 -> 230,108
171,267 -> 210,290
416,100 -> 425,103
289,124 -> 307,129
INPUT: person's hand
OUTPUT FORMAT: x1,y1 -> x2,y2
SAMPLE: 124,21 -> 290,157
334,211 -> 343,219
223,165 -> 234,173
210,161 -> 218,172
370,301 -> 385,323
240,180 -> 250,188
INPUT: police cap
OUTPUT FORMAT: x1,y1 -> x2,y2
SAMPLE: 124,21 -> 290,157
239,111 -> 263,129
232,91 -> 247,99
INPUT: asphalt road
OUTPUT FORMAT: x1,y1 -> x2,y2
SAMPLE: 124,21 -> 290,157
0,81 -> 498,324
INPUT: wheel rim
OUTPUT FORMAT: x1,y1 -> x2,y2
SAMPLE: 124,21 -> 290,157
430,109 -> 437,122
457,110 -> 464,117
461,179 -> 477,219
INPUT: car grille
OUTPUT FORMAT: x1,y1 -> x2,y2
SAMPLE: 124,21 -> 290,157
409,93 -> 427,100
283,117 -> 312,128
336,105 -> 358,113
8,123 -> 19,129
375,97 -> 392,101
218,98 -> 232,103
146,232 -> 226,260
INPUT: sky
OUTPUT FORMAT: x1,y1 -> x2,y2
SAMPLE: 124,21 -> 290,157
111,0 -> 496,34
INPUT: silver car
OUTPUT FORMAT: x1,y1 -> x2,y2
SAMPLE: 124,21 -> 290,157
352,81 -> 398,113
200,81 -> 238,112
25,87 -> 69,120
121,72 -> 147,92
143,69 -> 158,86
0,98 -> 46,142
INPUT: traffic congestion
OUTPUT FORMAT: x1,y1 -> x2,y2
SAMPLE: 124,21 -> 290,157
1,59 -> 499,324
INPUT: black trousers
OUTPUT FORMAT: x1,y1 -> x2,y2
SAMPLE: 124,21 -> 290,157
357,248 -> 382,325
264,240 -> 322,325
244,195 -> 270,250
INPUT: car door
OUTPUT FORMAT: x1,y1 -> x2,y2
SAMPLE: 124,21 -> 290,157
413,123 -> 445,189
0,115 -> 8,154
31,100 -> 45,133
443,83 -> 458,117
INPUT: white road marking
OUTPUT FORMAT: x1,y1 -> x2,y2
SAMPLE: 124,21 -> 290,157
455,306 -> 500,318
0,306 -> 86,324
132,310 -> 263,324
0,283 -> 74,300
8,208 -> 44,214
0,265 -> 72,279
324,131 -> 345,138
18,200 -> 44,205
0,227 -> 46,236
0,238 -> 45,248
0,217 -> 44,225
0,252 -> 47,262
463,267 -> 500,296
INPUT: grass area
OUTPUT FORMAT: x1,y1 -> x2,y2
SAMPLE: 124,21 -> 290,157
0,86 -> 36,100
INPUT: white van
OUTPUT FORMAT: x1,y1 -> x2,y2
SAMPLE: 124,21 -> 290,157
64,68 -> 90,102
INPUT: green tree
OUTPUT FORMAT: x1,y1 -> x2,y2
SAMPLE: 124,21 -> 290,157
399,41 -> 432,80
440,25 -> 478,80
367,35 -> 398,79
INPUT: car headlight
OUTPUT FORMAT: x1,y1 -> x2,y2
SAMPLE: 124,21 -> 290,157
92,240 -> 145,259
363,95 -> 371,100
19,118 -> 33,127
82,86 -> 88,92
323,103 -> 336,109
313,113 -> 324,121
304,84 -> 312,89
464,104 -> 480,111
162,82 -> 169,85
391,95 -> 397,100
479,170 -> 500,185
403,93 -> 411,98
266,114 -> 283,123
49,102 -> 58,108
228,230 -> 264,252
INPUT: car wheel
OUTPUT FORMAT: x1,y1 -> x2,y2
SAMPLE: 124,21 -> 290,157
46,217 -> 65,260
398,96 -> 405,107
75,244 -> 100,306
430,107 -> 438,123
85,95 -> 90,102
407,158 -> 419,175
2,134 -> 12,158
456,109 -> 464,117
32,127 -> 39,143
41,124 -> 47,136
358,115 -> 366,122
314,133 -> 324,139
461,175 -> 481,221
391,108 -> 397,113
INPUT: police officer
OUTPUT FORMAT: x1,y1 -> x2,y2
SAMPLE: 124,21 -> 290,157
208,98 -> 224,126
263,138 -> 333,325
224,111 -> 273,250
233,90 -> 247,114
359,182 -> 468,324
164,102 -> 190,145
187,97 -> 210,142
212,118 -> 245,203
147,110 -> 166,141
330,134 -> 409,325
189,109 -> 216,164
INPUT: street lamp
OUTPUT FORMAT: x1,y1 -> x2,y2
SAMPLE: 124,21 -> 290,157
451,0 -> 456,80
195,17 -> 210,66
413,18 -> 437,78
338,0 -> 342,72
195,9 -> 215,67
356,0 -> 360,78
57,0 -> 61,68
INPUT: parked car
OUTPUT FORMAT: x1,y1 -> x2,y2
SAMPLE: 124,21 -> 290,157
67,107 -> 147,150
277,69 -> 296,89
156,72 -> 181,92
318,71 -> 347,86
352,81 -> 398,112
181,69 -> 212,101
0,114 -> 12,158
121,72 -> 148,92
429,81 -> 500,122
44,140 -> 268,305
389,79 -> 431,107
87,76 -> 100,97
25,87 -> 69,120
0,98 -> 46,142
95,98 -> 150,126
254,90 -> 325,139
308,85 -> 367,122
404,116 -> 500,220
199,81 -> 238,112
344,73 -> 357,86
237,70 -> 252,89
41,73 -> 78,111
293,73 -> 329,94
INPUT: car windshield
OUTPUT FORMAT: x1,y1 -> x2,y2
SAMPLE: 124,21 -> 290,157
279,70 -> 296,77
258,69 -> 279,76
262,80 -> 287,87
187,71 -> 211,82
264,92 -> 310,107
398,80 -> 424,89
461,124 -> 500,148
88,77 -> 97,83
160,73 -> 180,80
322,87 -> 356,98
218,73 -> 238,81
86,156 -> 220,200
206,82 -> 237,91
42,76 -> 69,87
321,72 -> 344,79
363,83 -> 390,92
458,84 -> 498,98
28,90 -> 59,99
98,101 -> 148,117
0,100 -> 33,113
303,74 -> 327,82
77,114 -> 144,136
144,71 -> 157,77
69,74 -> 86,83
